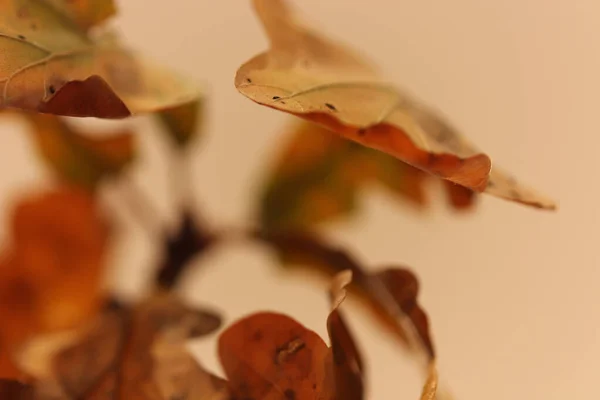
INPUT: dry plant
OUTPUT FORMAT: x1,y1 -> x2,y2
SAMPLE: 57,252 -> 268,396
0,0 -> 555,399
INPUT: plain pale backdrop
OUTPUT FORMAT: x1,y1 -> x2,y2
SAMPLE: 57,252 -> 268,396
0,1 -> 598,400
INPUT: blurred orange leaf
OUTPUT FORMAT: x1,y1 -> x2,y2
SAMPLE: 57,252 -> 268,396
22,113 -> 135,188
0,0 -> 198,118
236,0 -> 555,210
0,185 -> 109,372
259,121 -> 476,230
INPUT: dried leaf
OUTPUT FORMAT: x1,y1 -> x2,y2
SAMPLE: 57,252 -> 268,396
327,271 -> 364,400
218,312 -> 332,400
152,320 -> 228,400
23,113 -> 135,188
0,186 -> 109,354
259,121 -> 475,230
237,0 -> 555,210
218,271 -> 364,400
256,230 -> 435,359
0,1 -> 198,118
157,99 -> 203,148
17,294 -> 222,400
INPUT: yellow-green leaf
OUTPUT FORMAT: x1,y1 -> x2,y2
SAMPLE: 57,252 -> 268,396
0,0 -> 198,118
24,112 -> 135,187
236,0 -> 556,210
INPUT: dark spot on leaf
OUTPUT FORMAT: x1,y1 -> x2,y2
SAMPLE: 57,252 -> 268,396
17,35 -> 26,40
284,389 -> 296,400
246,78 -> 252,83
272,96 -> 281,100
312,384 -> 317,390
358,128 -> 366,136
252,330 -> 263,341
427,153 -> 436,164
30,23 -> 37,30
280,101 -> 286,104
487,181 -> 495,188
49,85 -> 56,94
325,103 -> 337,111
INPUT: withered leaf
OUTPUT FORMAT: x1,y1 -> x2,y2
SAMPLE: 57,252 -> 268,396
327,271 -> 364,400
237,0 -> 555,210
0,0 -> 198,118
255,230 -> 436,359
17,294 -> 222,400
218,270 -> 364,400
259,121 -> 475,230
218,312 -> 331,400
0,186 -> 109,353
22,113 -> 135,188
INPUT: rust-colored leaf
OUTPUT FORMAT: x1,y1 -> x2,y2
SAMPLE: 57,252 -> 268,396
219,312 -> 332,400
0,186 -> 109,356
256,230 -> 436,359
0,1 -> 198,118
376,268 -> 435,359
237,0 -> 555,210
218,271 -> 365,400
260,121 -> 477,230
22,113 -> 135,188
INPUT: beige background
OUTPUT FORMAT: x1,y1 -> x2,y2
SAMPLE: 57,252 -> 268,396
0,1 -> 598,399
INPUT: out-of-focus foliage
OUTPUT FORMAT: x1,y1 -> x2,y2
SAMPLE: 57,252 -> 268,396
0,186 -> 108,378
259,121 -> 476,230
24,113 -> 135,188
